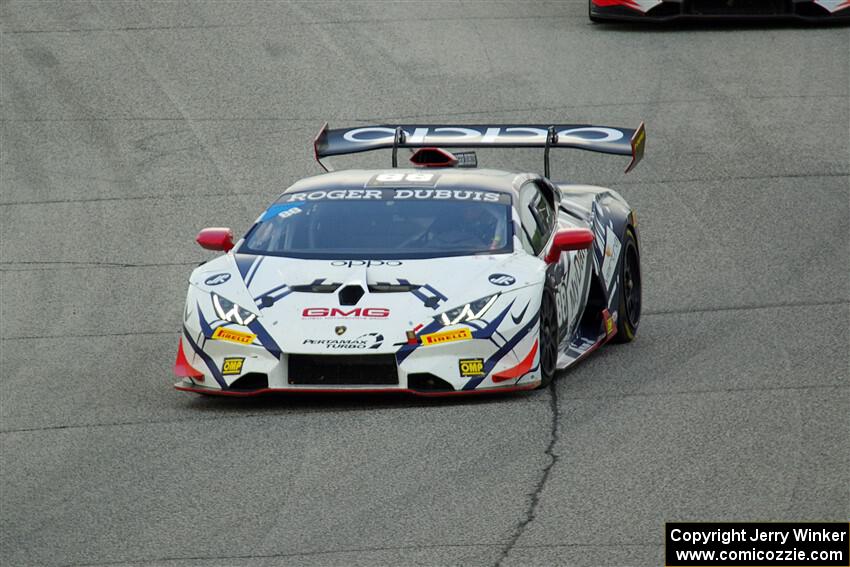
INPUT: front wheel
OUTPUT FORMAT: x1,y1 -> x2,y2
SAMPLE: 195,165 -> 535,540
614,227 -> 641,342
537,289 -> 559,388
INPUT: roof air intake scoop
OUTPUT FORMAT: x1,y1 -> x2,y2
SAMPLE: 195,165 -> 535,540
409,147 -> 459,168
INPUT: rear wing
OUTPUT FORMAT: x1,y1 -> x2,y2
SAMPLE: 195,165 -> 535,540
313,122 -> 646,176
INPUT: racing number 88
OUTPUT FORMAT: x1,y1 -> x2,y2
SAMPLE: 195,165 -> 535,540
375,173 -> 435,183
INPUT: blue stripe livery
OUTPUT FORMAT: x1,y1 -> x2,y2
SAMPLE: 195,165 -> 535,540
182,325 -> 227,388
462,310 -> 540,390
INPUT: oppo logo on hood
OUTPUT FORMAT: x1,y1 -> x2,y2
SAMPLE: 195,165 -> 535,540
330,260 -> 402,268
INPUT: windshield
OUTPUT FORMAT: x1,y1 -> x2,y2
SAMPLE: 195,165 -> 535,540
239,188 -> 513,259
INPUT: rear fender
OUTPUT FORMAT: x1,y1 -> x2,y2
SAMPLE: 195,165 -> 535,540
557,185 -> 634,314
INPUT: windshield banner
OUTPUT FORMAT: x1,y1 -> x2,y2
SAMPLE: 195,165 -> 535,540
279,187 -> 511,205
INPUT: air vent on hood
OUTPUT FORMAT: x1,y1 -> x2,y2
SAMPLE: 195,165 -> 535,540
338,284 -> 365,306
290,280 -> 341,293
368,282 -> 421,293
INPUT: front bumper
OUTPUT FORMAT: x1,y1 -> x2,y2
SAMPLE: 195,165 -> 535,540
173,378 -> 539,397
589,0 -> 850,21
175,300 -> 544,396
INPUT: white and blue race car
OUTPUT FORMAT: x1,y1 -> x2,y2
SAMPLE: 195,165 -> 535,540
174,122 -> 645,396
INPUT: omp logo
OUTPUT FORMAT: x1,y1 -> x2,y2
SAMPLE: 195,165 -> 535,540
458,358 -> 485,377
421,328 -> 472,346
221,357 -> 244,376
302,308 -> 390,318
211,327 -> 256,345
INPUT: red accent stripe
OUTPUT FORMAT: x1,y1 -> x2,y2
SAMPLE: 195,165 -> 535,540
174,382 -> 539,398
173,339 -> 204,379
492,339 -> 539,383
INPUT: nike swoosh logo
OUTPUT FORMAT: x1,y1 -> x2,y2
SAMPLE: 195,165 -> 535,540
511,302 -> 530,325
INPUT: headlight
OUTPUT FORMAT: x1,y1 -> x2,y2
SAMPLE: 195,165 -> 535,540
435,293 -> 500,326
212,294 -> 257,325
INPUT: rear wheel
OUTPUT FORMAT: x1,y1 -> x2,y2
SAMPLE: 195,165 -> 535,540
537,289 -> 559,388
614,228 -> 641,342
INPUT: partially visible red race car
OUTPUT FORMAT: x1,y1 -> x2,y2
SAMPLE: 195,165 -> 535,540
589,0 -> 850,21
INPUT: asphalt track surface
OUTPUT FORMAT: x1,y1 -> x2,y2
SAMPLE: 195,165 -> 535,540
1,2 -> 848,566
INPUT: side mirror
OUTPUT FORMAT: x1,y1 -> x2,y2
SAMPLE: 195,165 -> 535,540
545,228 -> 594,264
196,227 -> 235,252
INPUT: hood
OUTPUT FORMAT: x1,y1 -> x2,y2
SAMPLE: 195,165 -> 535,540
189,252 -> 545,353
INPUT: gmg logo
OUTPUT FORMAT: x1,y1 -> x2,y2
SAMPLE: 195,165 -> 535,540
302,308 -> 390,319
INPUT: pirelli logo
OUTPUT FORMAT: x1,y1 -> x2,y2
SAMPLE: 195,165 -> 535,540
421,328 -> 472,346
211,327 -> 256,345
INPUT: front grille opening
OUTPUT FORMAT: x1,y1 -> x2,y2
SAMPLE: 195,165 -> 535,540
689,0 -> 789,15
289,354 -> 399,385
229,372 -> 268,391
338,285 -> 365,306
408,373 -> 455,392
647,2 -> 682,17
794,2 -> 829,16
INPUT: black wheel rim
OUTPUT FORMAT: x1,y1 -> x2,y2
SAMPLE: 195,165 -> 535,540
540,295 -> 558,377
622,241 -> 641,328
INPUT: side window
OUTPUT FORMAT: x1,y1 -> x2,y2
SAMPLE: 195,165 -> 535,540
518,182 -> 556,255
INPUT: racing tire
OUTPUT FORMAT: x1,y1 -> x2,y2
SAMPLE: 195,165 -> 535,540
614,227 -> 641,343
537,289 -> 559,388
